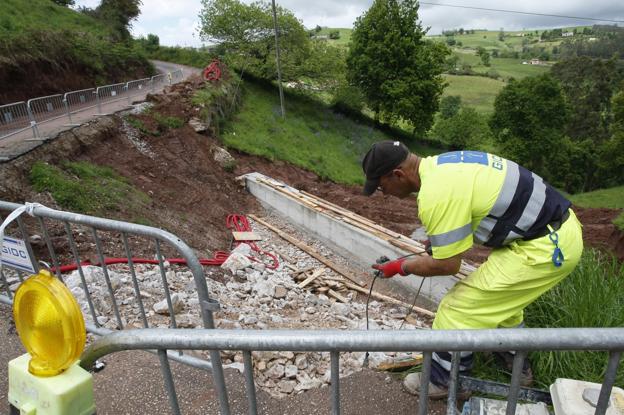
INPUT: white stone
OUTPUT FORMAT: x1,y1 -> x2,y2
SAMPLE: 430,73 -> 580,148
295,354 -> 308,370
265,363 -> 285,379
221,252 -> 252,273
284,364 -> 298,378
153,293 -> 184,315
278,380 -> 296,394
252,280 -> 276,298
330,302 -> 350,317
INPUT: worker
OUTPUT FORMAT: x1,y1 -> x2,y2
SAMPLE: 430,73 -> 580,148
361,140 -> 583,399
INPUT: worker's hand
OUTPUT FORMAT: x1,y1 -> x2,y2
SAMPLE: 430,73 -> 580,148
372,258 -> 408,278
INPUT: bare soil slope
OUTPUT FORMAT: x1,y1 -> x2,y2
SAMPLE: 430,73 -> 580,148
1,75 -> 622,263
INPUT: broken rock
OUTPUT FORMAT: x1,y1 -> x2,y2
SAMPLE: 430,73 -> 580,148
153,293 -> 184,315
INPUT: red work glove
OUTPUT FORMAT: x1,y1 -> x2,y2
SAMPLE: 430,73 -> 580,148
372,258 -> 408,278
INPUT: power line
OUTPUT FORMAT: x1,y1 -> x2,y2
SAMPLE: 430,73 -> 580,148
419,2 -> 624,24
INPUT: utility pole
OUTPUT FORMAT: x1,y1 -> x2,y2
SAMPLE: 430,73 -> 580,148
271,0 -> 285,118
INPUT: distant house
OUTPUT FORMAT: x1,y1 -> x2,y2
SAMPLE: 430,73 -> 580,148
562,31 -> 574,37
530,58 -> 542,65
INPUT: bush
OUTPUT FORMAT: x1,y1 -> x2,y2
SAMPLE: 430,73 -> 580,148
439,95 -> 462,119
430,107 -> 493,149
331,83 -> 365,115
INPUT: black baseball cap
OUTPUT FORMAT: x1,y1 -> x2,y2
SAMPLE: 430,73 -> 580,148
361,140 -> 409,195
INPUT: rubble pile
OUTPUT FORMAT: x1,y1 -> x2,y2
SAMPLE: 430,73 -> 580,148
3,215 -> 428,398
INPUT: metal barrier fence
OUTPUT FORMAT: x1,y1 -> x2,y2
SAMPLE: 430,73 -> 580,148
3,202 -> 622,415
0,201 -> 230,414
0,68 -> 186,143
64,88 -> 97,124
151,73 -> 167,92
78,328 -> 624,415
126,78 -> 151,103
0,102 -> 33,139
96,82 -> 127,113
171,69 -> 184,83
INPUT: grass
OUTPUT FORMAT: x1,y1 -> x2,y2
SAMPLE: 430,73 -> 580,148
569,186 -> 624,230
222,81 -> 444,185
29,161 -> 150,215
152,113 -> 184,130
0,0 -> 109,36
0,0 -> 153,102
125,116 -> 159,136
453,50 -> 551,80
442,74 -> 505,114
316,27 -> 352,47
470,249 -> 624,390
525,249 -> 624,389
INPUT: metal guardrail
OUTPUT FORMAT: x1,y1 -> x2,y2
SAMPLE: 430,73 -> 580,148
79,328 -> 624,415
0,68 -> 185,144
151,74 -> 166,92
3,202 -> 621,415
0,201 -> 229,415
0,102 -> 33,139
64,88 -> 97,124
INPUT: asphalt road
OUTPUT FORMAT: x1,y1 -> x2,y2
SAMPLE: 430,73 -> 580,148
0,61 -> 199,162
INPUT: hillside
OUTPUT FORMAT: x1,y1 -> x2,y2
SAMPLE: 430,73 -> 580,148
0,0 -> 153,104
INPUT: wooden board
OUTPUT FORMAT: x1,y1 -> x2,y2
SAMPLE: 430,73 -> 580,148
232,231 -> 262,241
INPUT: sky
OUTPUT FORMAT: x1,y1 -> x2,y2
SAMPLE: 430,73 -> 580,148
73,0 -> 624,47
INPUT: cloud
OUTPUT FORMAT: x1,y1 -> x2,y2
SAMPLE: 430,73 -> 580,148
74,0 -> 623,46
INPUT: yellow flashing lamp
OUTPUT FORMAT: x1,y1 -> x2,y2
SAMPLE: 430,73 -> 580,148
13,269 -> 86,376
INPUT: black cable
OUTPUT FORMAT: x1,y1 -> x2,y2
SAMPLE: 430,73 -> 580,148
420,2 -> 624,24
399,277 -> 426,331
363,253 -> 420,368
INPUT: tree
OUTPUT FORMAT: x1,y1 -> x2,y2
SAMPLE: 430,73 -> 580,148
476,46 -> 490,66
346,0 -> 449,135
199,0 -> 309,82
51,0 -> 75,6
439,95 -> 461,119
94,0 -> 142,41
138,33 -> 159,53
490,74 -> 568,183
498,28 -> 504,41
551,56 -> 622,142
432,107 -> 493,150
315,25 -> 322,33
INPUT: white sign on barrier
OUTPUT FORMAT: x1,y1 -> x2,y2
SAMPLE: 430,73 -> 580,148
1,236 -> 36,273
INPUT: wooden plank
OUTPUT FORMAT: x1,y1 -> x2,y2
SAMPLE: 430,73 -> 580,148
289,266 -> 315,276
298,268 -> 325,288
284,263 -> 299,272
316,286 -> 330,293
342,281 -> 435,318
249,214 -> 367,287
377,354 -> 423,371
232,231 -> 262,241
328,289 -> 349,303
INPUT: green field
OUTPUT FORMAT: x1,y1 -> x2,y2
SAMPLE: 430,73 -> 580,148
442,74 -> 505,113
222,81 -> 443,185
454,50 -> 551,80
314,27 -> 352,47
429,28 -> 584,53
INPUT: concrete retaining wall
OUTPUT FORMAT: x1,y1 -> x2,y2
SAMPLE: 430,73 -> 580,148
242,172 -> 460,304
